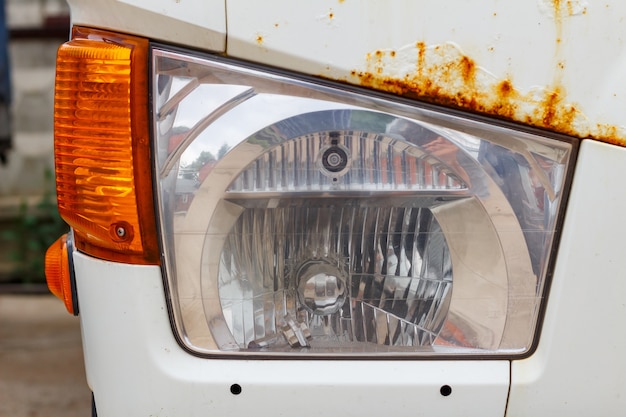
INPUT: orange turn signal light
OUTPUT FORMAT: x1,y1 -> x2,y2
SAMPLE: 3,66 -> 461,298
45,234 -> 76,315
54,27 -> 159,265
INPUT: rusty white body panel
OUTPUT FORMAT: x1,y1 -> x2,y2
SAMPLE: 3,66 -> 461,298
67,0 -> 626,143
226,0 -> 626,145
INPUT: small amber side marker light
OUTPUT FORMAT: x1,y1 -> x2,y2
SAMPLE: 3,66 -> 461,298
45,233 -> 76,315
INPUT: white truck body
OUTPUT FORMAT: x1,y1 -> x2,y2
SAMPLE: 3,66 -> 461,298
58,1 -> 626,415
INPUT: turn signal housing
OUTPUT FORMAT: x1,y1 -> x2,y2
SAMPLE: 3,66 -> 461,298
53,27 -> 159,265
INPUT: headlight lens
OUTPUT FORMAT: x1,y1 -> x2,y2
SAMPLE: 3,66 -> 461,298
153,47 -> 575,357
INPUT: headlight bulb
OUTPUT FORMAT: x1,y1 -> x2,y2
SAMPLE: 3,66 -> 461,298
296,259 -> 347,316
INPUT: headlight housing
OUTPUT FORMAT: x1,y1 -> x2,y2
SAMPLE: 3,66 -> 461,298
153,47 -> 575,357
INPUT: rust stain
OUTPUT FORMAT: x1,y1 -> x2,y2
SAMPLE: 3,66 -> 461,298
553,0 -> 563,47
548,0 -> 588,128
497,79 -> 513,96
539,87 -> 575,129
459,55 -> 476,84
492,80 -> 517,119
595,125 -> 623,147
256,35 -> 264,45
417,42 -> 426,77
565,1 -> 587,16
342,43 -> 626,144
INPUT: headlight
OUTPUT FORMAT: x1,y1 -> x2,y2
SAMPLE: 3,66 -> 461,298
153,47 -> 575,357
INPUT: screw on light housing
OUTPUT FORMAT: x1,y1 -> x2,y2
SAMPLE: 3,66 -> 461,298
109,221 -> 134,243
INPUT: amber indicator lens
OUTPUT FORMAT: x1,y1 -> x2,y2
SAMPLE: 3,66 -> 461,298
45,234 -> 74,314
53,27 -> 158,265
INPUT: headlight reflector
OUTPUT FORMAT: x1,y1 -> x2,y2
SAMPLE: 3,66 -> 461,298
153,47 -> 575,357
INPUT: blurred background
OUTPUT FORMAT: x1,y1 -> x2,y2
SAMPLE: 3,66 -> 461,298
0,0 -> 69,286
0,0 -> 92,415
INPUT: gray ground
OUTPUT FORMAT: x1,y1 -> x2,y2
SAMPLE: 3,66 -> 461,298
0,294 -> 91,417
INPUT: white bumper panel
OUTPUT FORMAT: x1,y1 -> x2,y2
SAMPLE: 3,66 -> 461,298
74,253 -> 509,417
72,141 -> 626,416
508,140 -> 626,416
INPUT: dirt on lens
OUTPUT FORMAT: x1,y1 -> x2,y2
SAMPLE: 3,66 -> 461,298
0,294 -> 91,417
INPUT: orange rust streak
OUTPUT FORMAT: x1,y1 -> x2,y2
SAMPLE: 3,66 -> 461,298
416,42 -> 426,76
343,42 -> 626,145
497,79 -> 513,96
459,56 -> 476,84
541,90 -> 559,126
354,70 -> 622,143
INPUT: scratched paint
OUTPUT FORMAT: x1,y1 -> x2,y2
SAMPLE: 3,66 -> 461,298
348,41 -> 625,145
316,7 -> 339,27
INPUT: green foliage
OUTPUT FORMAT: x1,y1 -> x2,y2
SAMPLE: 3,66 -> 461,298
0,169 -> 68,284
217,143 -> 230,160
184,143 -> 231,172
349,110 -> 396,132
187,150 -> 215,170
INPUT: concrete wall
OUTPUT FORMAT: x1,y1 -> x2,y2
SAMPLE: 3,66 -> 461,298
0,0 -> 69,214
